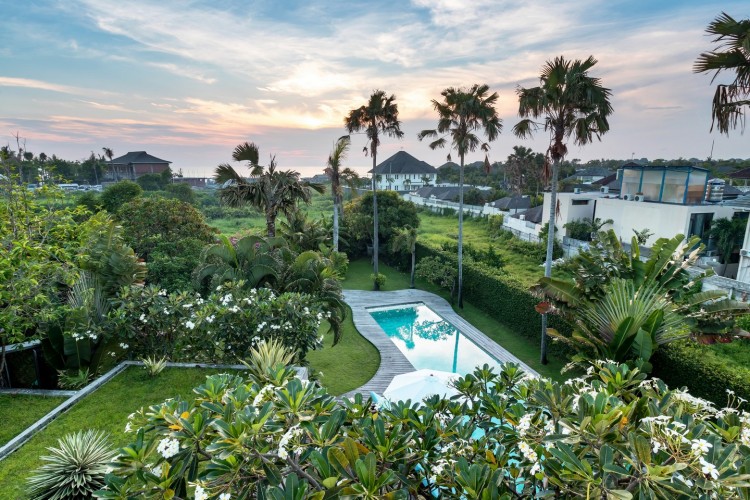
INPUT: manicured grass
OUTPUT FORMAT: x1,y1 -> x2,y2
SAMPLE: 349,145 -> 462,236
307,308 -> 380,395
344,259 -> 568,381
0,395 -> 67,447
0,367 -> 226,498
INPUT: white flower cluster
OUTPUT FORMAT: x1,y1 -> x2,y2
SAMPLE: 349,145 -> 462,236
194,484 -> 207,500
256,321 -> 268,332
253,384 -> 276,406
139,313 -> 147,323
119,342 -> 129,349
157,437 -> 180,459
206,315 -> 215,324
185,320 -> 196,330
220,293 -> 233,305
277,425 -> 305,460
518,441 -> 538,462
699,458 -> 719,480
516,413 -> 533,438
691,438 -> 712,457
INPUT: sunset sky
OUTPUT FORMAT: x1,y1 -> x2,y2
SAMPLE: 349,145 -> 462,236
0,0 -> 747,177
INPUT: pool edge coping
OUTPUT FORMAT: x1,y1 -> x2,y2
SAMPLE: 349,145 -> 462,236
342,289 -> 539,399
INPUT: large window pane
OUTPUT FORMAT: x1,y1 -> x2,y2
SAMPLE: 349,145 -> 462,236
640,170 -> 662,200
621,168 -> 641,197
686,170 -> 707,204
662,170 -> 687,203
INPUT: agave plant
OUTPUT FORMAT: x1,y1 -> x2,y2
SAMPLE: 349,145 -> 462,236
27,430 -> 116,500
141,355 -> 168,377
242,338 -> 295,382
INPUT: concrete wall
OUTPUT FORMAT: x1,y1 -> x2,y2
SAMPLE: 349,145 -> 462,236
595,198 -> 736,246
542,192 -> 604,237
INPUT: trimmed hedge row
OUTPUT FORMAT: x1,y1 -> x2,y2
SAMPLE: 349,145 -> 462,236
652,341 -> 750,406
413,242 -> 750,406
414,243 -> 574,359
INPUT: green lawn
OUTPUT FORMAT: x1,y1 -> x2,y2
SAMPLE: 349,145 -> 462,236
307,308 -> 380,395
0,367 -> 226,498
344,259 -> 567,381
0,395 -> 67,447
417,211 -> 545,286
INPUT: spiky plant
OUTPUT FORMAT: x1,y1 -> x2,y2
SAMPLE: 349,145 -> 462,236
27,430 -> 115,500
141,355 -> 168,377
242,339 -> 295,382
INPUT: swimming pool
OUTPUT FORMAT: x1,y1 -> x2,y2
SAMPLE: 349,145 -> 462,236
368,302 -> 502,375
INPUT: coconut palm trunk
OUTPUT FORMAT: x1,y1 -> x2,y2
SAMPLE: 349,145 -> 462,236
333,201 -> 340,252
458,151 -> 465,308
540,156 -> 560,364
410,247 -> 416,288
372,159 -> 380,288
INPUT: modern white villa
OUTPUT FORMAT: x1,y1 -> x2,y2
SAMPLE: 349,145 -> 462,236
370,151 -> 437,191
542,165 -> 739,247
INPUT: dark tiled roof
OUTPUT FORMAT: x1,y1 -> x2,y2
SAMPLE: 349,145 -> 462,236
110,151 -> 171,164
414,186 -> 479,201
371,151 -> 436,174
592,173 -> 617,186
723,184 -> 743,197
488,196 -> 531,210
511,205 -> 543,223
729,167 -> 750,179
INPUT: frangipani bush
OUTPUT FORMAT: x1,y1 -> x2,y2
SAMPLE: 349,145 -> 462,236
98,361 -> 750,499
106,281 -> 328,363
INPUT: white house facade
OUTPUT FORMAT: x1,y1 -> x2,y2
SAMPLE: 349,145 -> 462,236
370,151 -> 437,191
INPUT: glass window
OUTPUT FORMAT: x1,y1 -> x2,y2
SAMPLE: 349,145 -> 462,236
662,170 -> 687,203
640,170 -> 662,200
621,168 -> 641,197
689,213 -> 713,242
686,170 -> 707,204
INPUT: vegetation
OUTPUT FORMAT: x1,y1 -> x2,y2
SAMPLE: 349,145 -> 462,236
215,142 -> 324,237
694,12 -> 750,134
27,430 -> 115,500
0,395 -> 67,446
539,232 -> 748,365
710,216 -> 746,275
345,90 -> 404,289
0,367 -> 225,497
100,360 -> 750,498
391,225 -> 418,288
513,55 -> 613,364
325,136 -> 358,252
563,217 -> 614,241
99,180 -> 142,213
419,83 -> 502,308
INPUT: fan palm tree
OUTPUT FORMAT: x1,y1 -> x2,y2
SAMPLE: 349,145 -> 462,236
418,84 -> 502,308
345,90 -> 404,290
513,55 -> 612,364
694,12 -> 750,134
391,226 -> 418,288
325,136 -> 359,251
214,142 -> 325,238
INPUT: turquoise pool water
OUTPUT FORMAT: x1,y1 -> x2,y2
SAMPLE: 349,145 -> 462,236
369,303 -> 501,375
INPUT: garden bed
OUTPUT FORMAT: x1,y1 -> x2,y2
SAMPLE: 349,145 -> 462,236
0,365 -> 230,497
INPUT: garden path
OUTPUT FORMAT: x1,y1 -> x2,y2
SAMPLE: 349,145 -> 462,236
342,289 -> 539,398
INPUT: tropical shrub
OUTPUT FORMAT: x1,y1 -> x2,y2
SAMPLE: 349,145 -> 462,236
194,235 -> 347,343
539,232 -> 748,365
141,356 -> 168,377
164,182 -> 196,205
107,281 -> 326,363
342,190 -> 419,255
99,180 -> 142,213
100,360 -> 750,498
370,272 -> 387,289
27,430 -> 115,499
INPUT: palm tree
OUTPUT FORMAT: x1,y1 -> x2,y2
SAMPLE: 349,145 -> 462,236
403,178 -> 411,191
710,217 -> 746,276
418,84 -> 502,308
215,142 -> 325,237
325,136 -> 358,252
102,147 -> 114,180
694,12 -> 750,134
345,90 -> 404,290
513,55 -> 612,364
421,175 -> 432,187
391,226 -> 418,288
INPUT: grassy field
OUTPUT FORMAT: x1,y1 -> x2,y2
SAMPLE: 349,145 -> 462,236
343,259 -> 567,381
307,308 -> 380,395
417,211 -> 545,285
0,395 -> 68,447
0,367 -> 226,497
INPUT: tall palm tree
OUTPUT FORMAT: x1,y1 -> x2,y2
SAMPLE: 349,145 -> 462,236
102,147 -> 114,180
513,55 -> 613,364
694,12 -> 750,134
345,90 -> 404,290
325,136 -> 359,252
391,225 -> 418,288
214,142 -> 325,237
418,84 -> 502,308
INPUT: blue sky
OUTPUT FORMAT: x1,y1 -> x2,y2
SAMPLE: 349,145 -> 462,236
0,0 -> 747,177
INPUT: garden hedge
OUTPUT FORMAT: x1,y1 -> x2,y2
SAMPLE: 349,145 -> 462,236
413,242 -> 750,406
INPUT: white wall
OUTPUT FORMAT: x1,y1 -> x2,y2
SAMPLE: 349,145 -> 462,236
595,198 -> 736,246
541,192 -> 602,237
375,172 -> 436,191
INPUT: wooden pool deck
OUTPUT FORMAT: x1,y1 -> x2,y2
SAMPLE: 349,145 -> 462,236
342,289 -> 539,399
